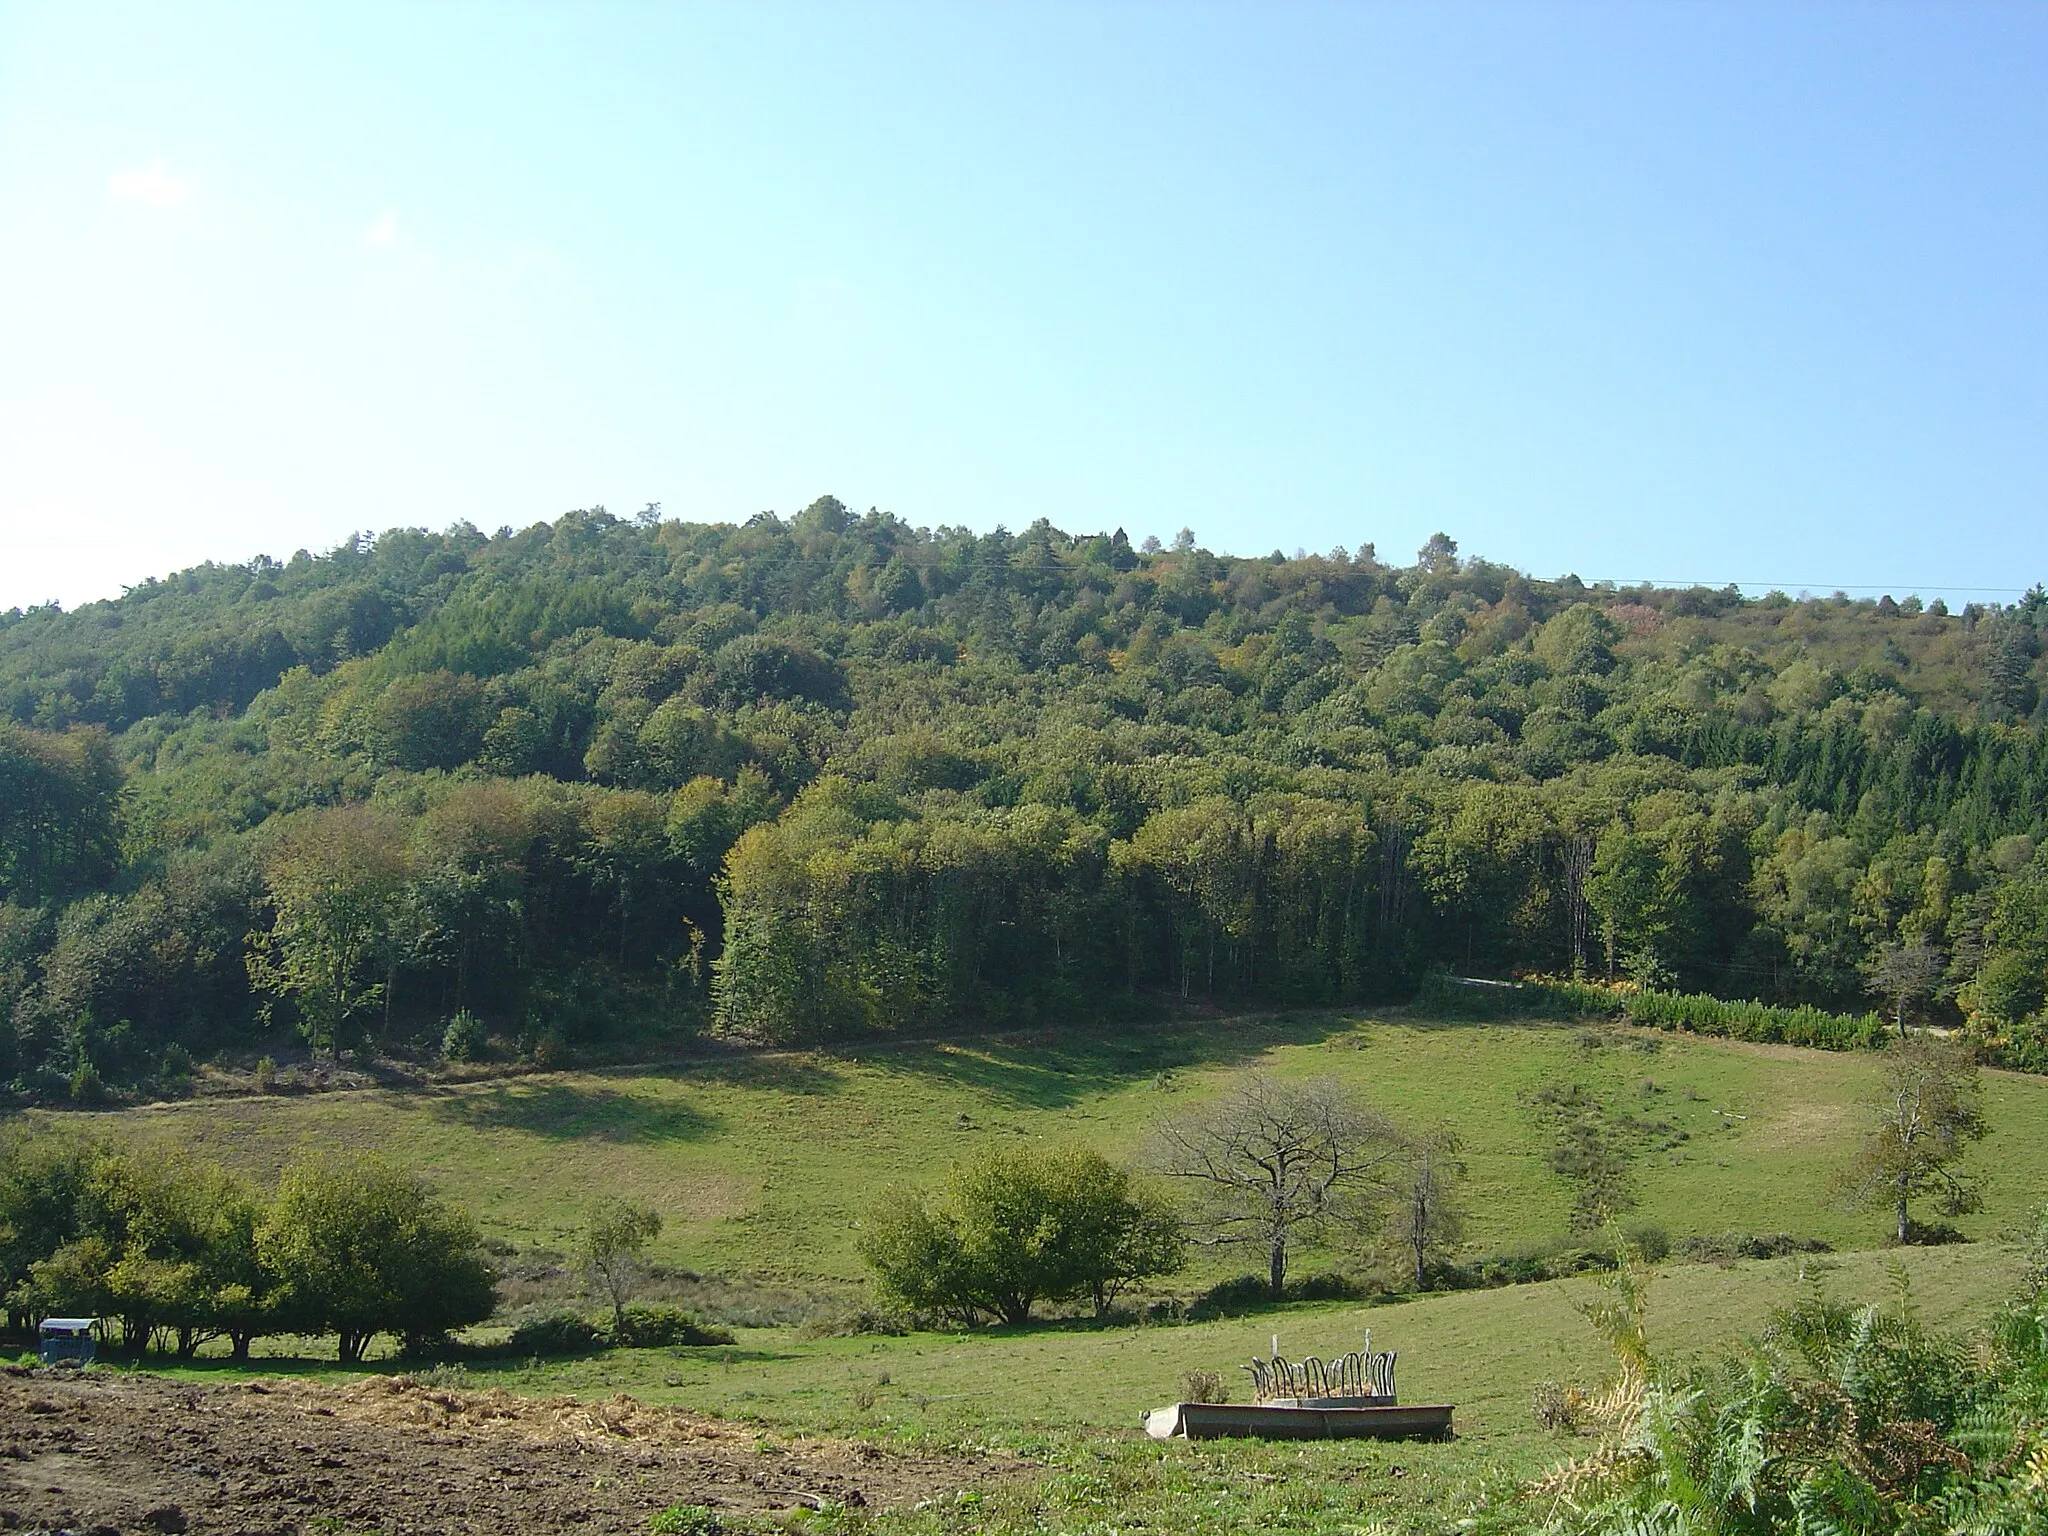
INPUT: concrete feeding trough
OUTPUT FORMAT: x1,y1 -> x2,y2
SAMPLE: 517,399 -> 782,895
38,1317 -> 97,1366
1144,1333 -> 1453,1441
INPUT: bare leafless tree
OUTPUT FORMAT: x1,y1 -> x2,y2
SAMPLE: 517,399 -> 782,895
1863,939 -> 1947,1041
1152,1075 -> 1401,1297
1392,1125 -> 1467,1291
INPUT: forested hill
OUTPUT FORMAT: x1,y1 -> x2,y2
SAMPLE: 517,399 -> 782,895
4,497 -> 2047,1100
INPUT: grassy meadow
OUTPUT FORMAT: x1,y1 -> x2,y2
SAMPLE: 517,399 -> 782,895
20,1010 -> 2048,1533
41,1010 -> 2048,1281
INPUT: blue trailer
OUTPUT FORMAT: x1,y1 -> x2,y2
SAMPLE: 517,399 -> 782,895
38,1317 -> 97,1366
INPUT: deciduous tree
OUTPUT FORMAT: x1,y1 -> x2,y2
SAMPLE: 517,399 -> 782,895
260,1157 -> 493,1361
581,1197 -> 662,1336
1840,1036 -> 1988,1245
1153,1076 -> 1399,1297
248,805 -> 408,1055
858,1144 -> 1183,1325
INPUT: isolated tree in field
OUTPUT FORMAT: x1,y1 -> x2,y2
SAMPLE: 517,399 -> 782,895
260,1157 -> 493,1361
1839,1035 -> 1988,1245
1863,938 -> 1947,1041
858,1143 -> 1183,1325
1153,1076 -> 1400,1297
581,1197 -> 663,1335
247,805 -> 408,1056
1392,1126 -> 1467,1291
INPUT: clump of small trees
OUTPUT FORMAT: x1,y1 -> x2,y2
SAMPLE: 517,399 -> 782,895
860,1078 -> 1473,1322
858,1144 -> 1186,1324
0,1133 -> 494,1361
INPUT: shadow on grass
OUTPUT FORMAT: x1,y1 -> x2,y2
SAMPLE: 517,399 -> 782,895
675,1052 -> 846,1096
429,1082 -> 720,1142
846,1011 -> 1382,1110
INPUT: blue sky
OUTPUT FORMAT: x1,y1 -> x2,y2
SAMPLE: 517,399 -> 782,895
1,1 -> 2043,611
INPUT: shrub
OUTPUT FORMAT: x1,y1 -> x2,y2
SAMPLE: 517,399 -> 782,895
1531,1379 -> 1584,1433
1671,1231 -> 1830,1264
648,1504 -> 721,1535
611,1304 -> 733,1348
1432,974 -> 1908,1061
1415,972 -> 1618,1020
1291,1270 -> 1369,1301
1184,1274 -> 1275,1319
508,1310 -> 603,1356
1182,1271 -> 1373,1318
1621,1224 -> 1671,1263
441,1011 -> 487,1063
859,1143 -> 1184,1325
795,1304 -> 909,1340
1896,1218 -> 1968,1247
1433,1240 -> 1623,1291
1619,989 -> 1885,1051
1181,1369 -> 1227,1404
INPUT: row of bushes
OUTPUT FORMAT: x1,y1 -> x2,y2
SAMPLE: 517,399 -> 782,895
1512,972 -> 2048,1072
1175,1228 -> 1834,1317
1617,987 -> 1889,1050
1423,971 -> 1896,1053
506,1304 -> 733,1356
1414,972 -> 1618,1020
0,1134 -> 493,1363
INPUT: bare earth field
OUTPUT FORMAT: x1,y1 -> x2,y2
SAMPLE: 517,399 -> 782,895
0,1368 -> 1013,1535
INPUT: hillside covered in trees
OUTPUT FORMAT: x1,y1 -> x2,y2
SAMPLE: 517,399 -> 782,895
3,498 -> 2047,1099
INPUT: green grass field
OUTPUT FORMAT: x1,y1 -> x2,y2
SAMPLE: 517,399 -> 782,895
44,1011 -> 2048,1281
22,1010 -> 2048,1534
118,1244 -> 2025,1535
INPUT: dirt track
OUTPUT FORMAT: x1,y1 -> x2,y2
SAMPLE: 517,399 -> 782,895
0,1368 -> 1015,1534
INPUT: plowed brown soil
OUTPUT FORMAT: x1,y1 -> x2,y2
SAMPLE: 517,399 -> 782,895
0,1368 -> 1016,1534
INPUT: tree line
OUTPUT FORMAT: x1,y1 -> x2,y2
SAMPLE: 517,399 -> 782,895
2,501 -> 2046,1096
0,1136 -> 492,1361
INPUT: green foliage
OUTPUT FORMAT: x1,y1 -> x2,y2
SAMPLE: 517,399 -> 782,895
507,1309 -> 603,1356
0,723 -> 122,904
858,1143 -> 1185,1325
259,1156 -> 495,1361
0,1133 -> 269,1356
1416,973 -> 1617,1019
246,805 -> 409,1055
5,507 -> 2048,1093
580,1196 -> 663,1333
610,1303 -> 733,1348
647,1505 -> 721,1536
1620,987 -> 1887,1049
1839,1035 -> 1989,1246
1538,1270 -> 2048,1535
441,1009 -> 487,1062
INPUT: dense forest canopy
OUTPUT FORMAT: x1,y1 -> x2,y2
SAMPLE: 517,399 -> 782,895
3,498 -> 2047,1099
